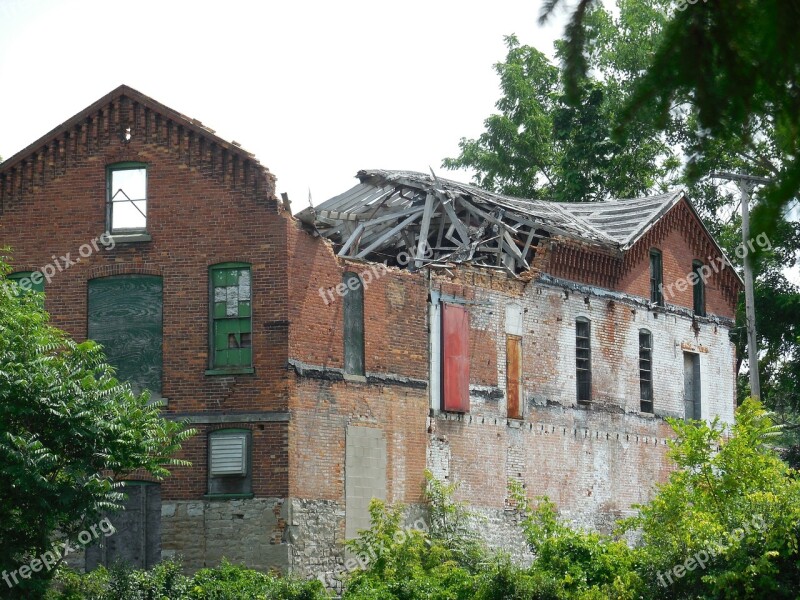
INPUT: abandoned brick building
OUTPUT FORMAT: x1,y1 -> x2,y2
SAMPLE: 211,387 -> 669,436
0,86 -> 741,579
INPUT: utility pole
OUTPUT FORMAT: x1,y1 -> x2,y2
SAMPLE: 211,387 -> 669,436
711,172 -> 771,400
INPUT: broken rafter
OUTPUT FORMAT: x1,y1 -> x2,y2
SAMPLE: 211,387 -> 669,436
415,193 -> 436,268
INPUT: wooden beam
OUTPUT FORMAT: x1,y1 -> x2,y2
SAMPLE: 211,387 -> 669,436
355,211 -> 423,259
338,223 -> 366,257
439,194 -> 471,245
415,193 -> 436,267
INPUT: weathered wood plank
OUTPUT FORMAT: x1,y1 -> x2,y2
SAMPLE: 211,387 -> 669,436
355,211 -> 423,259
415,193 -> 436,267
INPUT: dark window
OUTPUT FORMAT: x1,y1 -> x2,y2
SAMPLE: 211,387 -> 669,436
576,318 -> 591,403
209,263 -> 252,371
442,303 -> 470,412
639,329 -> 653,413
683,352 -> 701,420
207,429 -> 252,497
8,271 -> 44,295
88,275 -> 163,397
650,249 -> 663,305
692,260 -> 706,316
107,163 -> 147,232
343,272 -> 365,376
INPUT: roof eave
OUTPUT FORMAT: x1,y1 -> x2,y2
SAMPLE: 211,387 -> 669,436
0,84 -> 263,176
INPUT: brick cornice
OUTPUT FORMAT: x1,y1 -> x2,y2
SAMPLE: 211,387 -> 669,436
0,85 -> 277,215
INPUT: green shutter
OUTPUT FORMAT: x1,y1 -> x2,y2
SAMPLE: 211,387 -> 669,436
88,275 -> 163,396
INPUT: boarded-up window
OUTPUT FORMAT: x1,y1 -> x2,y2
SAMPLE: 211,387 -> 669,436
506,335 -> 522,419
210,431 -> 248,476
85,482 -> 161,570
208,429 -> 252,496
640,329 -> 653,413
343,272 -> 365,376
442,303 -> 470,412
576,318 -> 591,403
210,263 -> 252,370
88,275 -> 163,396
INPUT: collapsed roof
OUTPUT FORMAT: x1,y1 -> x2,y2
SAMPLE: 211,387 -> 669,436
296,169 -> 687,275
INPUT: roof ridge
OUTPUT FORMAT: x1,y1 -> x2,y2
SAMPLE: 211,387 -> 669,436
0,84 -> 262,176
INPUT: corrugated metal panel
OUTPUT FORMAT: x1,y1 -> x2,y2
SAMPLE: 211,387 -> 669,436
442,303 -> 470,413
506,335 -> 522,419
210,432 -> 247,476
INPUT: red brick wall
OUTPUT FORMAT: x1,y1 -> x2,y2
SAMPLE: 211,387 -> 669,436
617,206 -> 736,319
0,97 -> 290,501
548,200 -> 740,319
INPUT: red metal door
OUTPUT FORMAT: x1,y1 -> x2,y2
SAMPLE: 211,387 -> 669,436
442,303 -> 470,412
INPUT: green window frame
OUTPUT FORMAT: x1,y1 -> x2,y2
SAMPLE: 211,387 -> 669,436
208,263 -> 253,373
8,271 -> 45,295
107,162 -> 148,233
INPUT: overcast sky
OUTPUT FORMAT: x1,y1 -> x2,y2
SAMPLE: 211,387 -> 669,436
0,0 -> 568,213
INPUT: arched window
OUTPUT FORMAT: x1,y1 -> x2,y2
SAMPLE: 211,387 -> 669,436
639,329 -> 653,413
576,317 -> 591,403
343,272 -> 365,376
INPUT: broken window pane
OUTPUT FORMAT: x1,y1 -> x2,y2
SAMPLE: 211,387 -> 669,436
109,166 -> 147,231
209,264 -> 253,370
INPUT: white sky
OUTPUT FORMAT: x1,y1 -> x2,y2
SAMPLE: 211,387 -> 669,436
0,0 -> 569,213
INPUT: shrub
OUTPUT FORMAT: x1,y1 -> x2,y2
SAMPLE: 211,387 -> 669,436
46,560 -> 328,600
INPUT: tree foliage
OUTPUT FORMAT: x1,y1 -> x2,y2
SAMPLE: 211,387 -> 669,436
340,401 -> 800,599
443,26 -> 677,202
0,257 -> 195,598
448,0 -> 800,461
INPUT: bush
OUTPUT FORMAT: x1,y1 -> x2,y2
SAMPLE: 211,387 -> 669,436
46,560 -> 328,600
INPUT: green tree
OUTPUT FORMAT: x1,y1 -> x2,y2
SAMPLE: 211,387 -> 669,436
622,399 -> 800,597
443,29 -> 677,202
0,257 -> 195,599
544,0 -> 800,238
449,0 -> 800,459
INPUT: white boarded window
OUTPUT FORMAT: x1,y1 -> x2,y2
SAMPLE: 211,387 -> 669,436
505,303 -> 523,336
209,431 -> 248,476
